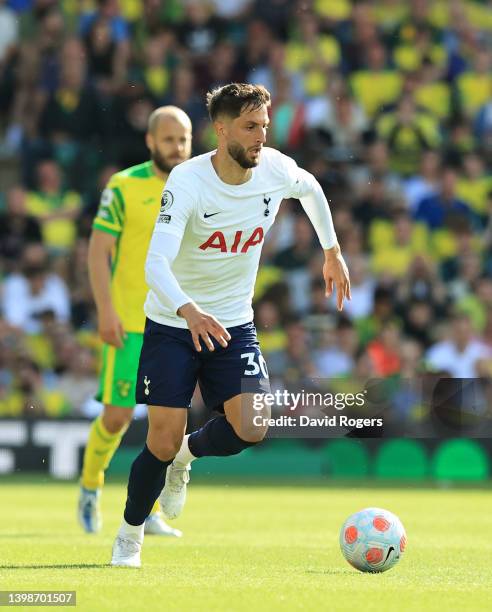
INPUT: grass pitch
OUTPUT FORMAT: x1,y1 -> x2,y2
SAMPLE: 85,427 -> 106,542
1,477 -> 491,611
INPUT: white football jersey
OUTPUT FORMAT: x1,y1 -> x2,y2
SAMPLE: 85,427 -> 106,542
145,147 -> 315,329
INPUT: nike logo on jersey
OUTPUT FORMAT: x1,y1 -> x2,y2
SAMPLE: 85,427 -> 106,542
204,212 -> 221,218
143,197 -> 155,205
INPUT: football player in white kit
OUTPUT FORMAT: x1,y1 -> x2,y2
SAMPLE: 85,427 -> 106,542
111,83 -> 351,567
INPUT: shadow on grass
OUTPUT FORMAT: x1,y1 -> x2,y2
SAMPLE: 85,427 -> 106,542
0,564 -> 109,570
305,569 -> 354,576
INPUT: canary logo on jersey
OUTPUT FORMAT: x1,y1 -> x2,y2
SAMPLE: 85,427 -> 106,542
199,227 -> 264,253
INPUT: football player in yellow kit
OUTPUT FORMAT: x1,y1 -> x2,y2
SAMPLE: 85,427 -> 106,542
78,106 -> 192,535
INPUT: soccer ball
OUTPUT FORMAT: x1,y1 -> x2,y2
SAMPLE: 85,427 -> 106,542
339,507 -> 407,573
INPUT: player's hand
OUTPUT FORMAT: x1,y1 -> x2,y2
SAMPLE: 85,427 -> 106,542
178,302 -> 231,352
98,305 -> 125,348
323,245 -> 351,311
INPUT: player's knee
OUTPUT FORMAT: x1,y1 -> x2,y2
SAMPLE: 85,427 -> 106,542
237,425 -> 268,444
228,415 -> 269,444
102,407 -> 133,434
147,431 -> 183,462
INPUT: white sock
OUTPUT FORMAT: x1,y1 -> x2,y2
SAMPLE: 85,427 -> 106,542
118,518 -> 144,544
174,434 -> 196,466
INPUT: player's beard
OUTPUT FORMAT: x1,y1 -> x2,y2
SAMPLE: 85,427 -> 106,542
227,141 -> 259,169
151,149 -> 179,174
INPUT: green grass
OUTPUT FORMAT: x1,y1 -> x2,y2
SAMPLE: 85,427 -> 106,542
1,477 -> 491,611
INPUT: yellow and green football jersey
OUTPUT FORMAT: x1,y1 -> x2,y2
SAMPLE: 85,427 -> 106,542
92,161 -> 164,333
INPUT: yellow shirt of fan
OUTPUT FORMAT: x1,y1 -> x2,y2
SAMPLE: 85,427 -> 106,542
92,161 -> 164,333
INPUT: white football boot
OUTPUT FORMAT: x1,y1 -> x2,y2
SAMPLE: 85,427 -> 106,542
159,462 -> 190,520
111,535 -> 142,568
78,487 -> 102,533
144,512 -> 182,537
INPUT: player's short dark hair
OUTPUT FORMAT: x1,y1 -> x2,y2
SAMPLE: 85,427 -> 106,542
206,83 -> 271,121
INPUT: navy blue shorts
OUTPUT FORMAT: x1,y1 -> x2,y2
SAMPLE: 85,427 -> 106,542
135,318 -> 270,411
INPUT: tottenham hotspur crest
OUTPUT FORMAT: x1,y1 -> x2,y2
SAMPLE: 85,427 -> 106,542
144,376 -> 150,396
263,196 -> 271,217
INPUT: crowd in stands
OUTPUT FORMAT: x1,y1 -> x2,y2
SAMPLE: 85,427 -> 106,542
1,0 -> 492,420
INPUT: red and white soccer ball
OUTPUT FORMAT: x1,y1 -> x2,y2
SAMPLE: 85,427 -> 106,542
340,507 -> 407,573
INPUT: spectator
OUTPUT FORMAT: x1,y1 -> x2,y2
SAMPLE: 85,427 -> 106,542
456,152 -> 491,219
401,299 -> 435,350
269,73 -> 305,150
305,85 -> 367,160
414,167 -> 473,231
367,321 -> 402,377
314,316 -> 358,378
426,313 -> 491,377
255,300 -> 287,356
376,94 -> 440,176
456,275 -> 492,333
351,175 -> 393,232
2,243 -> 70,334
110,95 -> 154,168
178,0 -> 224,61
403,150 -> 441,213
350,140 -> 402,201
283,11 -> 341,97
163,64 -> 208,128
0,186 -> 42,269
350,40 -> 402,118
371,211 -> 429,281
356,285 -> 398,347
79,0 -> 130,46
83,15 -> 126,95
268,318 -> 318,384
26,158 -> 82,252
136,33 -> 178,103
12,357 -> 71,417
396,255 -> 448,309
274,215 -> 317,313
57,345 -> 98,415
456,47 -> 492,120
335,255 -> 374,320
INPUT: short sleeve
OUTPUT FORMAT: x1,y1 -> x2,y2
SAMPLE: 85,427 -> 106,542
92,178 -> 125,237
154,168 -> 196,238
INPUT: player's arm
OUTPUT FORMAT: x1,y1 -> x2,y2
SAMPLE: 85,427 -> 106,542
146,182 -> 231,352
88,229 -> 125,348
89,185 -> 125,348
289,165 -> 351,311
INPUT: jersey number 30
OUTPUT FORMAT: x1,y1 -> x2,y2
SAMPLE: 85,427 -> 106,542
241,352 -> 269,378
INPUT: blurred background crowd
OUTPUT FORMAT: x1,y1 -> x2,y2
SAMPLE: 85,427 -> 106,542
1,0 -> 492,421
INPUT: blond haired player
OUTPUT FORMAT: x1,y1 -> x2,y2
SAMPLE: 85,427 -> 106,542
78,106 -> 192,535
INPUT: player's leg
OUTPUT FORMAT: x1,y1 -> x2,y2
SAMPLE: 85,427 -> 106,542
161,393 -> 270,518
160,322 -> 270,520
111,318 -> 198,566
79,404 -> 133,533
79,333 -> 178,535
111,406 -> 187,567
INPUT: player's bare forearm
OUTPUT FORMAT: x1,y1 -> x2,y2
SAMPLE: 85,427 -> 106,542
323,243 -> 351,311
88,230 -> 124,347
88,231 -> 114,312
177,302 -> 231,352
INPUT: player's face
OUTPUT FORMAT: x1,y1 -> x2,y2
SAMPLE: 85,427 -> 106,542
224,105 -> 269,169
147,117 -> 192,174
